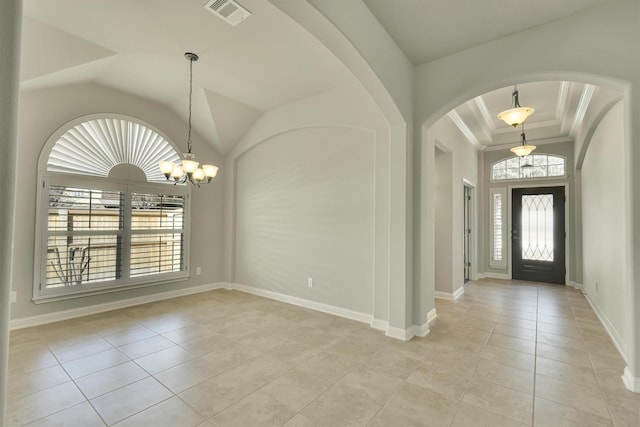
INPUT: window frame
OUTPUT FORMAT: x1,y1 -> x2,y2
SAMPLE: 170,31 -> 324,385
489,187 -> 507,269
33,114 -> 191,303
490,154 -> 567,182
34,172 -> 191,303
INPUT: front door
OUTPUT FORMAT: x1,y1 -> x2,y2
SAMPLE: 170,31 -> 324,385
512,187 -> 565,284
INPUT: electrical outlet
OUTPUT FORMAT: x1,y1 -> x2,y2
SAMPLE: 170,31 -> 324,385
307,277 -> 313,288
196,267 -> 201,276
10,291 -> 16,303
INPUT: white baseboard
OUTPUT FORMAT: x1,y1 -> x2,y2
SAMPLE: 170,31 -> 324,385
477,272 -> 510,280
567,281 -> 584,291
583,291 -> 627,363
622,367 -> 640,393
385,326 -> 413,341
427,308 -> 437,325
434,286 -> 464,301
410,322 -> 429,338
9,282 -> 228,330
11,281 -> 426,344
434,292 -> 449,300
230,283 -> 373,325
370,318 -> 388,332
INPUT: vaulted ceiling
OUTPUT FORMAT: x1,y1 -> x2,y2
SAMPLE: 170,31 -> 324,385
21,0 -> 612,155
21,0 -> 354,155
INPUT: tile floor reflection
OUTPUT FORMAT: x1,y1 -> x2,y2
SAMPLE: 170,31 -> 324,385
7,279 -> 640,426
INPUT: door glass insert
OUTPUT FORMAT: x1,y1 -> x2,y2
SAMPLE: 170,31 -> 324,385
521,194 -> 554,261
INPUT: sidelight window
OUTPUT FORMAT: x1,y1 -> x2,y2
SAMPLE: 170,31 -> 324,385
490,188 -> 507,268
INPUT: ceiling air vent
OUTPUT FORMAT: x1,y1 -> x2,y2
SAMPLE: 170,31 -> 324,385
204,0 -> 251,26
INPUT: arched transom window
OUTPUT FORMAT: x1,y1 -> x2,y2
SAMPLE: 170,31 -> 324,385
34,115 -> 190,302
46,117 -> 180,182
491,154 -> 566,181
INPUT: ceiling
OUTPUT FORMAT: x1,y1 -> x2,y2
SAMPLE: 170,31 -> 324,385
21,0 -> 610,155
21,0 -> 354,155
449,81 -> 598,151
363,0 -> 607,66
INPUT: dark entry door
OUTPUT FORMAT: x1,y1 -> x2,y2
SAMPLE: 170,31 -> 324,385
512,187 -> 565,284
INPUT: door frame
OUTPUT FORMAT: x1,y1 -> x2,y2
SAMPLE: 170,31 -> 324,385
463,178 -> 476,282
507,182 -> 570,285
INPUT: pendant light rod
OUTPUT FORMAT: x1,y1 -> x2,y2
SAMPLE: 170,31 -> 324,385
510,122 -> 537,157
512,85 -> 522,108
158,52 -> 218,186
185,52 -> 198,155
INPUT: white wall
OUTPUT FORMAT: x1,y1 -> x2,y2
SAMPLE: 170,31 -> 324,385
1,1 -> 23,420
434,147 -> 452,294
581,101 -> 627,353
224,83 -> 395,328
12,83 -> 224,320
235,126 -> 375,314
426,116 -> 479,298
271,0 -> 419,334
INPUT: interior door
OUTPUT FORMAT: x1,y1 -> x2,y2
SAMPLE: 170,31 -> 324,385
463,186 -> 471,282
512,186 -> 565,284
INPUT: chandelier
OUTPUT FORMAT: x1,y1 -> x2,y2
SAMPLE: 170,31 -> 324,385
510,123 -> 537,157
159,52 -> 218,186
497,85 -> 535,127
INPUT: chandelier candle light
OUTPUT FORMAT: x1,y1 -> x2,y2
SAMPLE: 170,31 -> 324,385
159,52 -> 218,186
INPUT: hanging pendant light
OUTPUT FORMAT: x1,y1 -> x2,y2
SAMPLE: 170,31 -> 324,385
497,85 -> 535,127
510,123 -> 536,157
158,52 -> 218,186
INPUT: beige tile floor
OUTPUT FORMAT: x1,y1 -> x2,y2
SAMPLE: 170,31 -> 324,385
7,279 -> 640,426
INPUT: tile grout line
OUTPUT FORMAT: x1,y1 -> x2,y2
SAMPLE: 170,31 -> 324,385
443,283 -> 486,427
576,300 -> 618,424
531,287 -> 539,427
48,343 -> 111,427
447,285 -> 504,427
9,283 -> 631,426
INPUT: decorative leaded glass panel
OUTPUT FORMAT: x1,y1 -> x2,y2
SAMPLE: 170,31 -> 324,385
491,154 -> 566,181
520,194 -> 554,261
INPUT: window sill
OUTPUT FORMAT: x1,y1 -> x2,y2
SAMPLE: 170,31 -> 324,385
32,274 -> 190,304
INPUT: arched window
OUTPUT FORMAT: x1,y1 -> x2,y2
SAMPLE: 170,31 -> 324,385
34,115 -> 190,302
491,154 -> 566,181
